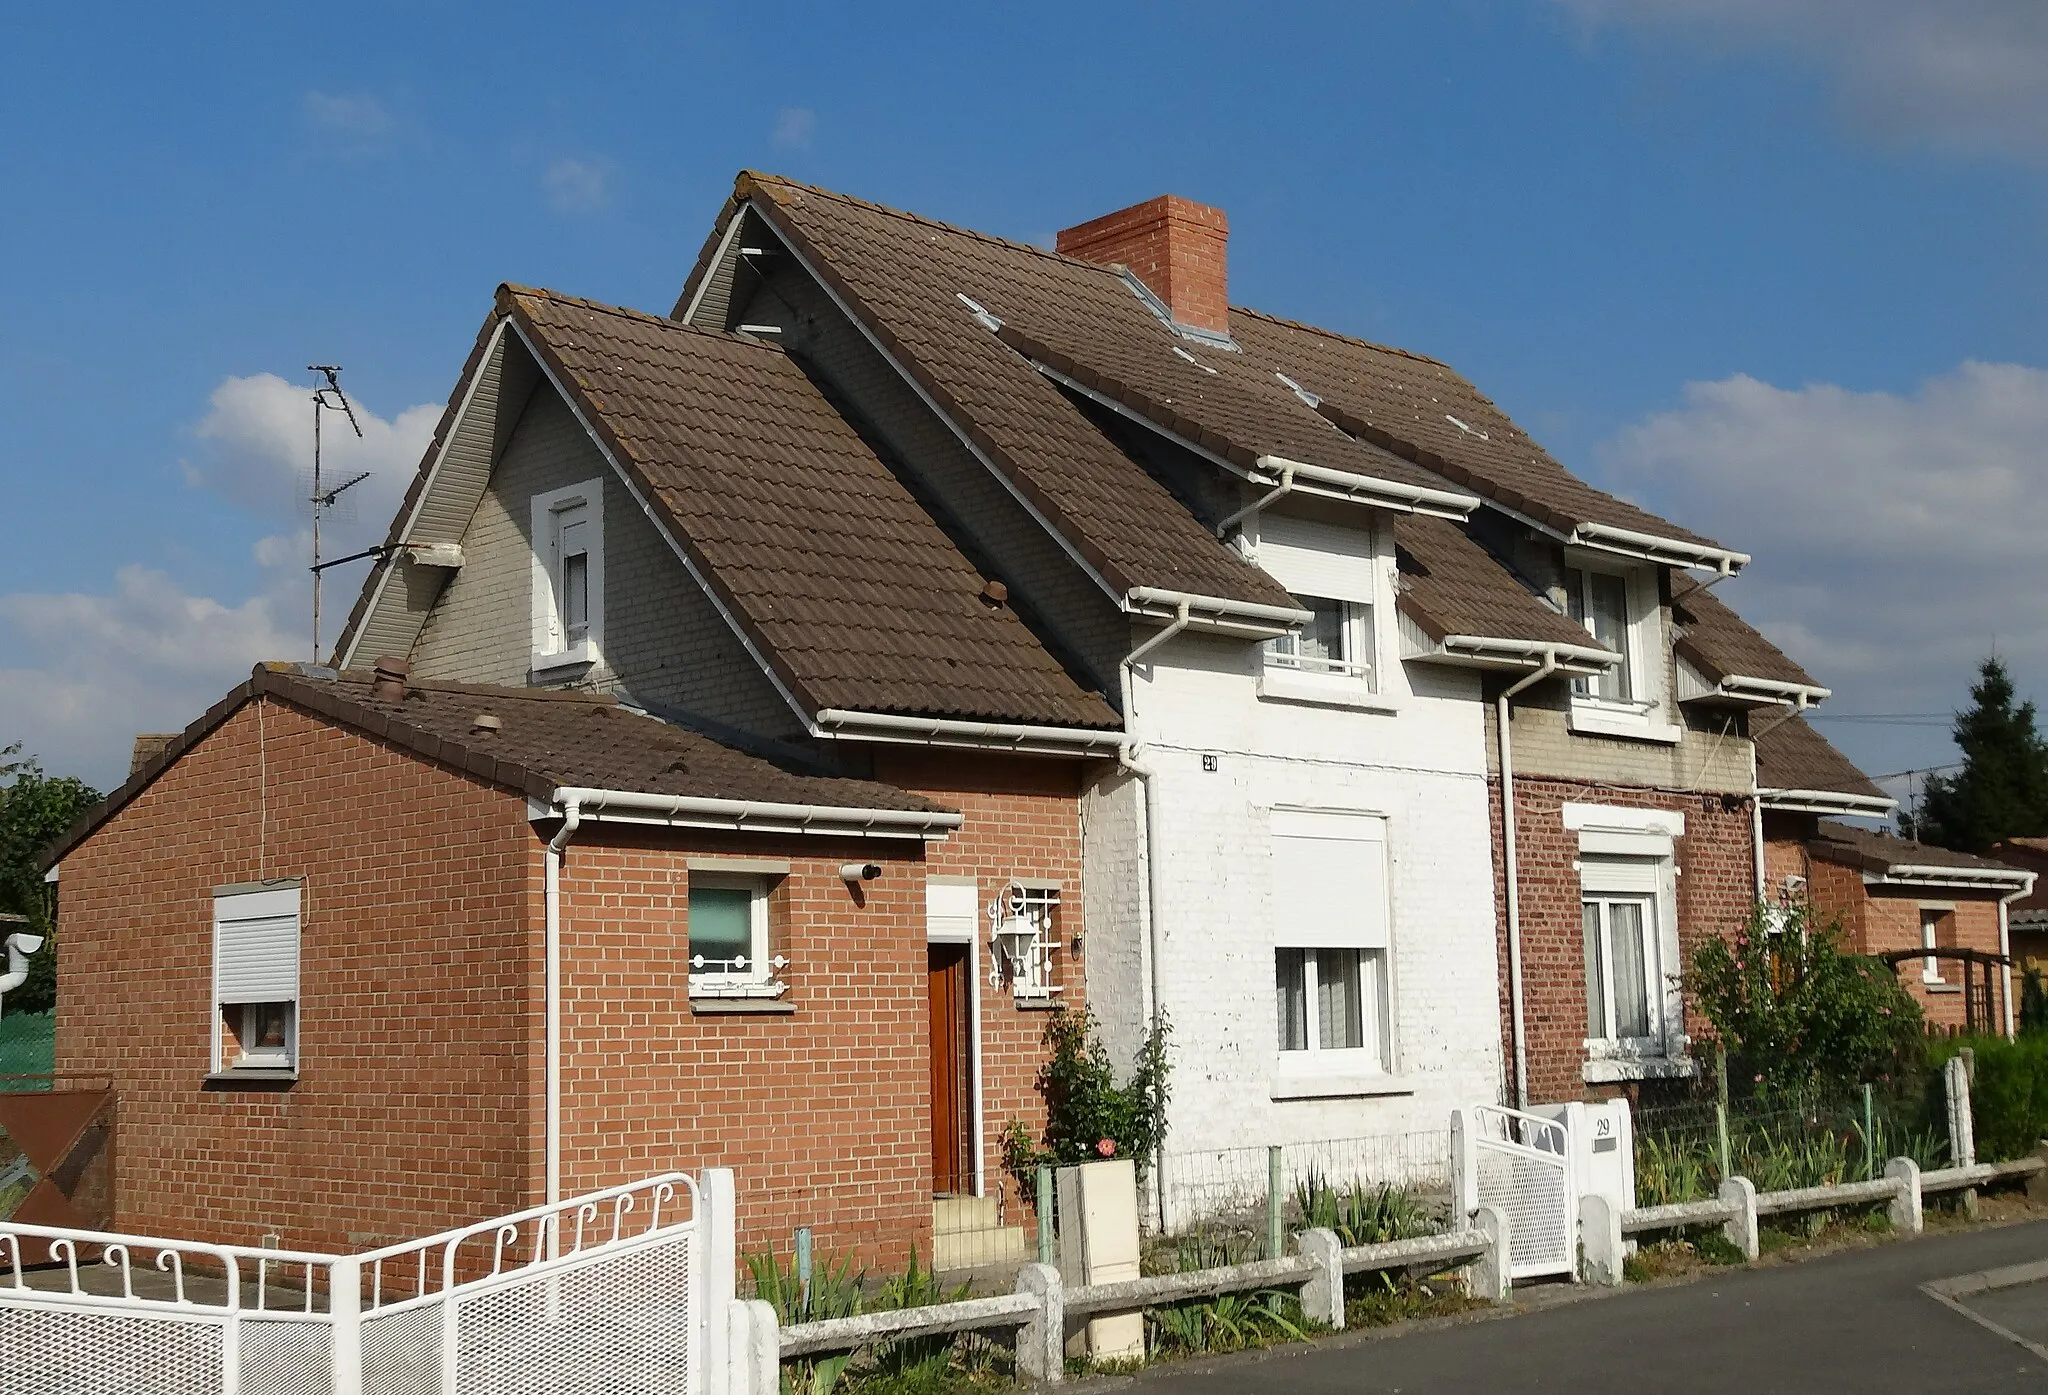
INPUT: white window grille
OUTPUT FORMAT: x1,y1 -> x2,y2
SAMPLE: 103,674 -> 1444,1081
1264,597 -> 1375,683
530,478 -> 604,671
988,882 -> 1061,998
212,884 -> 300,1073
687,874 -> 786,998
1269,810 -> 1392,1072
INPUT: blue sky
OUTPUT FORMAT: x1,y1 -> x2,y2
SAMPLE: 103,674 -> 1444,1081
4,1 -> 2047,798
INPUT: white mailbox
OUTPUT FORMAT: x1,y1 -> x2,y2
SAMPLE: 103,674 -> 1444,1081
1537,1098 -> 1636,1214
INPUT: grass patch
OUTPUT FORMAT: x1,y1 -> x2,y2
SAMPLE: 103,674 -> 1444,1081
1345,1276 -> 1485,1328
1622,1227 -> 1745,1282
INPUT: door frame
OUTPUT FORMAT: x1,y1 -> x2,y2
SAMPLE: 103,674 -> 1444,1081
926,876 -> 985,1198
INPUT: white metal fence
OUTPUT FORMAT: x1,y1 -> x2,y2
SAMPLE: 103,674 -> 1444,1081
0,1171 -> 726,1395
1452,1105 -> 1574,1280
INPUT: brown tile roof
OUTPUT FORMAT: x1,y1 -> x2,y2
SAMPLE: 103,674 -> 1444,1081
717,174 -> 1298,610
1810,821 -> 2028,880
1989,840 -> 2048,917
1754,717 -> 1888,801
1392,516 -> 1611,651
503,287 -> 1118,731
42,667 -> 954,870
1226,307 -> 1729,554
1670,576 -> 1821,691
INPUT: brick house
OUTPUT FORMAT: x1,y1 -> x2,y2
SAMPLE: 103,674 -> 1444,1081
1759,716 -> 2033,1033
1987,839 -> 2048,974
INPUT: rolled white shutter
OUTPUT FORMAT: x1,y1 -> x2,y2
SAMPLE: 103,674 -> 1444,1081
926,881 -> 978,943
1255,516 -> 1378,604
1271,811 -> 1388,949
1579,855 -> 1663,896
215,887 -> 301,1004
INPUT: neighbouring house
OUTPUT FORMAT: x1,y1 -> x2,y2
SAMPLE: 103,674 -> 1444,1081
1987,839 -> 2048,974
50,172 -> 1881,1258
1759,716 -> 2034,1033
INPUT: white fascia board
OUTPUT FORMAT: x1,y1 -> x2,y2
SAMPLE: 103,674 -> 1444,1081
505,319 -> 820,738
1758,789 -> 1899,817
1568,521 -> 1752,576
547,786 -> 963,841
1124,585 -> 1310,638
744,200 -> 1125,610
1865,866 -> 2037,892
677,208 -> 752,327
812,708 -> 1125,757
340,317 -> 512,670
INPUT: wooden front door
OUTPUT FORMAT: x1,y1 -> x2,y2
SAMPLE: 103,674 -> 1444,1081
927,943 -> 972,1195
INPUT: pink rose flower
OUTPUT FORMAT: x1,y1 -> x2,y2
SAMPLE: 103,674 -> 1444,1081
1096,1138 -> 1116,1158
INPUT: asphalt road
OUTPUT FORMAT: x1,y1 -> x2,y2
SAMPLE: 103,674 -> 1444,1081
1126,1221 -> 2048,1394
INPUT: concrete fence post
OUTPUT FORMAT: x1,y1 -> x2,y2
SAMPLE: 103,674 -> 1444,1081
1885,1157 -> 1923,1236
2027,1142 -> 2048,1207
1947,1054 -> 1979,1218
329,1256 -> 363,1395
1717,1176 -> 1759,1261
1015,1263 -> 1064,1384
1578,1194 -> 1623,1287
1297,1228 -> 1345,1331
1470,1204 -> 1511,1302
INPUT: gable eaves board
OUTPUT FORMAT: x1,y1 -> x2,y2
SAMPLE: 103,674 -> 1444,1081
340,319 -> 520,669
499,315 -> 823,738
677,196 -> 749,330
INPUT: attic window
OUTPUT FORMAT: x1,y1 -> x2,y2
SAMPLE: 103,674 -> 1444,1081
531,479 -> 605,675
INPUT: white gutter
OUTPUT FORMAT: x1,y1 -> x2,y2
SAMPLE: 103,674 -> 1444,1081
1758,789 -> 1899,818
1125,585 -> 1311,638
1496,650 -> 1560,1111
1118,599 -> 1191,1236
1254,454 -> 1479,520
543,796 -> 583,1216
1865,867 -> 2037,892
1569,521 -> 1751,576
1715,675 -> 1832,707
549,786 -> 964,840
812,709 -> 1125,758
1435,634 -> 1618,673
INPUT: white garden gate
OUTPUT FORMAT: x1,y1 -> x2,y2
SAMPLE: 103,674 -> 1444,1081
1451,1105 -> 1576,1280
0,1171 -> 731,1395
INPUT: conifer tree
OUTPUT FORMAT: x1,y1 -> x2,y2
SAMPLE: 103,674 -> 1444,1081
1911,658 -> 2048,853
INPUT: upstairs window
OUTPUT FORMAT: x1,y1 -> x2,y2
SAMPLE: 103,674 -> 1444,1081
1265,597 -> 1373,683
1566,566 -> 1634,703
1251,515 -> 1381,699
531,479 -> 604,672
213,884 -> 301,1074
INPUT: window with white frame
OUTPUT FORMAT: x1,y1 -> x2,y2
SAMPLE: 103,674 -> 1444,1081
531,479 -> 604,670
213,884 -> 301,1073
1252,515 -> 1379,694
687,873 -> 784,997
1566,565 -> 1637,704
1580,856 -> 1666,1048
1921,907 -> 1954,985
1270,810 -> 1391,1072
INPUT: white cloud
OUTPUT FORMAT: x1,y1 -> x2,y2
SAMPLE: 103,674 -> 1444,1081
1598,359 -> 2048,776
771,107 -> 816,151
542,158 -> 612,214
301,92 -> 396,153
1555,0 -> 2048,161
0,376 -> 438,788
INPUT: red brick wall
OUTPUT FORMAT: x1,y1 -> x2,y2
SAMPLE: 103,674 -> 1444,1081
1055,195 -> 1230,334
55,696 -> 538,1252
1491,775 -> 1758,1104
1854,892 -> 2007,1032
874,751 -> 1088,1224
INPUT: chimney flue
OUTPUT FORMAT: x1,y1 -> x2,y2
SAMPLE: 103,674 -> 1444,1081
371,656 -> 411,701
1056,195 -> 1230,336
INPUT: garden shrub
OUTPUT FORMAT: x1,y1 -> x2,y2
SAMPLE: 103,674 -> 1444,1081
1929,1033 -> 2048,1162
1001,1007 -> 1170,1185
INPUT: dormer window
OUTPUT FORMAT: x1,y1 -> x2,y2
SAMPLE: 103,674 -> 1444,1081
1248,513 -> 1390,710
531,478 -> 605,675
1566,567 -> 1633,703
1560,558 -> 1679,743
1265,598 -> 1373,683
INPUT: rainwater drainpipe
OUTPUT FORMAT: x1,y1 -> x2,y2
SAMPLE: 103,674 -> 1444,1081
1214,465 -> 1295,539
1119,598 -> 1191,1233
1497,651 -> 1559,1112
544,796 -> 584,1214
1999,883 -> 2031,1039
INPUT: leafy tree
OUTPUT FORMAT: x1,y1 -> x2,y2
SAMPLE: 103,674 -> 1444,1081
0,743 -> 102,1014
1909,657 -> 2048,853
1688,902 -> 1923,1096
1001,1007 -> 1172,1186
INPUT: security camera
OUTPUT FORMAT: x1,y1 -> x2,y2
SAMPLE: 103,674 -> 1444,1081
840,863 -> 883,884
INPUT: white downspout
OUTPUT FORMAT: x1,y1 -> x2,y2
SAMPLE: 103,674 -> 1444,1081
0,931 -> 45,1013
1118,599 -> 1191,1235
1999,883 -> 2030,1040
544,797 -> 583,1213
1497,651 -> 1558,1111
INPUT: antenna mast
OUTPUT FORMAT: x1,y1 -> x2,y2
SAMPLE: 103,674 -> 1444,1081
308,365 -> 367,664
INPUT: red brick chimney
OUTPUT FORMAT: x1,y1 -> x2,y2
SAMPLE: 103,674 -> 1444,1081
1056,195 -> 1230,336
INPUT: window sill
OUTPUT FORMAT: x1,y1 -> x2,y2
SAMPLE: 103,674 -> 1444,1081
1581,1056 -> 1697,1084
529,647 -> 595,679
1925,983 -> 1962,995
203,1069 -> 298,1091
1568,702 -> 1682,745
1270,1058 -> 1411,1101
1014,995 -> 1063,1011
1256,670 -> 1398,714
690,998 -> 796,1015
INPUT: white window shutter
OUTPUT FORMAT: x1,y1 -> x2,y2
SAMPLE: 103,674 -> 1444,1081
1255,516 -> 1378,605
1579,855 -> 1663,896
215,887 -> 301,1004
926,881 -> 978,942
1270,811 -> 1388,949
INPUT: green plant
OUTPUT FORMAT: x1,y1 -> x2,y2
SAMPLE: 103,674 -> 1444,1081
1930,1033 -> 2048,1161
2023,967 -> 2048,1036
1688,901 -> 1924,1096
746,1249 -> 865,1395
1634,1130 -> 1717,1206
1000,1008 -> 1171,1188
865,1250 -> 973,1386
1146,1289 -> 1307,1356
0,746 -> 100,1015
1905,657 -> 2048,853
1291,1171 -> 1433,1247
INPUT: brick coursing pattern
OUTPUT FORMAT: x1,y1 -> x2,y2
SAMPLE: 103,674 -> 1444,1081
1490,773 -> 1758,1104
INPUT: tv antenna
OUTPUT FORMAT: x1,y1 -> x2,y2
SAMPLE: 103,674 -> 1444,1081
307,365 -> 367,664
